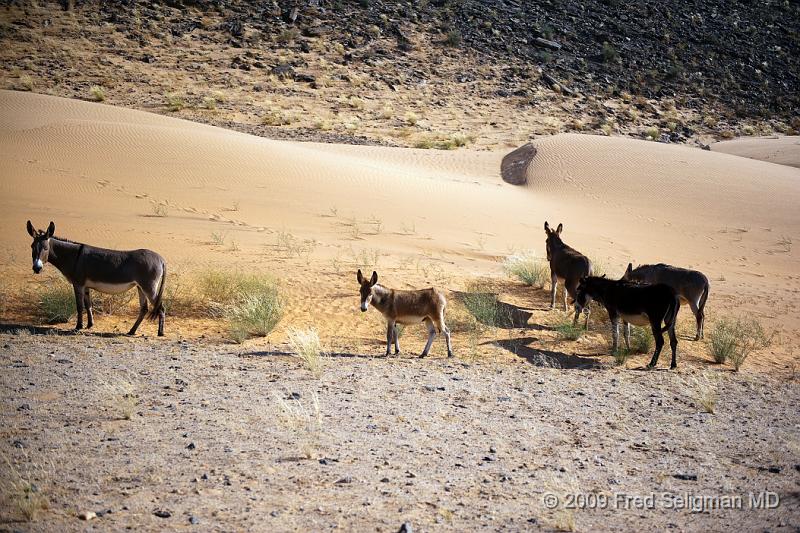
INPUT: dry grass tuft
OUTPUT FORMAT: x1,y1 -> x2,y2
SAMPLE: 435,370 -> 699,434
274,391 -> 322,459
287,327 -> 325,377
1,451 -> 51,521
503,251 -> 549,287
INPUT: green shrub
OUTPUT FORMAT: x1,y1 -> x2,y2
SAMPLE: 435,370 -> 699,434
89,85 -> 106,102
629,325 -> 653,354
37,281 -> 75,323
554,318 -> 583,341
226,277 -> 283,343
710,317 -> 770,371
461,281 -> 500,328
503,251 -> 549,287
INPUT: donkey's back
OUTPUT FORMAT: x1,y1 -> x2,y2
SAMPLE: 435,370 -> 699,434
623,263 -> 709,340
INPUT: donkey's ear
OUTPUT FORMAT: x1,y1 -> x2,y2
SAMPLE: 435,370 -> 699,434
556,223 -> 563,235
370,271 -> 378,286
357,269 -> 364,284
601,273 -> 607,278
26,220 -> 35,237
544,221 -> 550,234
625,263 -> 633,275
46,222 -> 55,238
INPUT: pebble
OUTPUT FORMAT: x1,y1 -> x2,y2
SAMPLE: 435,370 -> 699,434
78,511 -> 96,521
154,510 -> 171,518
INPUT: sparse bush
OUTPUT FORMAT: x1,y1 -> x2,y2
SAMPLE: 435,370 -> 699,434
503,251 -> 549,287
227,277 -> 283,343
461,281 -> 500,328
202,96 -> 217,110
554,318 -> 583,341
629,325 -> 653,354
262,108 -> 293,126
287,327 -> 325,377
709,316 -> 770,371
210,231 -> 226,245
404,111 -> 419,126
612,346 -> 629,366
274,391 -> 321,459
18,74 -> 33,91
165,93 -> 184,112
37,280 -> 75,324
1,452 -> 51,521
151,202 -> 169,217
601,42 -> 618,62
98,376 -> 138,420
644,126 -> 660,140
94,291 -> 134,316
444,29 -> 462,47
688,371 -> 717,413
89,85 -> 105,102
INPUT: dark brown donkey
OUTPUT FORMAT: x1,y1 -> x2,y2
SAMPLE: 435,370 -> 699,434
357,269 -> 452,358
622,263 -> 710,340
27,221 -> 167,336
576,276 -> 681,369
544,221 -> 593,327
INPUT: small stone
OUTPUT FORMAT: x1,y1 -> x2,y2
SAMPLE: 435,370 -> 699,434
489,447 -> 497,453
186,442 -> 196,450
78,511 -> 96,521
154,509 -> 171,518
380,477 -> 390,482
673,473 -> 697,481
398,523 -> 413,533
189,515 -> 200,525
767,466 -> 781,474
96,509 -> 112,517
335,476 -> 352,484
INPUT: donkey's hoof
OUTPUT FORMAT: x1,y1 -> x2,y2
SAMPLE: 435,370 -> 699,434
127,330 -> 138,336
646,363 -> 656,370
158,332 -> 164,337
418,353 -> 428,359
447,352 -> 454,358
670,364 -> 678,370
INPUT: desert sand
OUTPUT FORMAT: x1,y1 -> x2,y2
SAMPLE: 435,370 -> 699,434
1,89 -> 798,371
712,136 -> 800,168
1,90 -> 799,530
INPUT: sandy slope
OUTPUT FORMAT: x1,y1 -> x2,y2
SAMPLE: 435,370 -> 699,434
1,90 -> 798,372
712,136 -> 800,168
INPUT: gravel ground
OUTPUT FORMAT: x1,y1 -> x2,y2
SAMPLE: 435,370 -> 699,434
0,330 -> 798,532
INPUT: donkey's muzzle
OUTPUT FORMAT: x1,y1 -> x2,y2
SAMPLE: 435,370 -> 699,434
32,259 -> 43,274
360,304 -> 368,312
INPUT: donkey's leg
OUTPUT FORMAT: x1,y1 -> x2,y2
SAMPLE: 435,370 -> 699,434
647,321 -> 664,369
623,322 -> 631,351
385,320 -> 395,356
610,318 -> 620,353
420,318 -> 436,358
84,288 -> 94,329
129,287 -> 148,335
668,324 -> 679,369
688,298 -> 703,341
393,324 -> 401,354
158,305 -> 165,337
73,284 -> 85,331
550,272 -> 558,310
434,313 -> 453,358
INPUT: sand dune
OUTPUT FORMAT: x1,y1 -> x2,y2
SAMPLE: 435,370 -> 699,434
712,135 -> 800,168
1,90 -> 798,370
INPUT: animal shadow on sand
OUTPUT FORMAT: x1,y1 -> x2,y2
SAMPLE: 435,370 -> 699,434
497,336 -> 602,369
0,322 -> 134,339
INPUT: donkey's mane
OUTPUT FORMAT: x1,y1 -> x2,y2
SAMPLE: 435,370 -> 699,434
51,235 -> 84,245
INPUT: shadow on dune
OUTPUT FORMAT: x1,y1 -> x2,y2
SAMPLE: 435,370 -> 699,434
497,336 -> 602,369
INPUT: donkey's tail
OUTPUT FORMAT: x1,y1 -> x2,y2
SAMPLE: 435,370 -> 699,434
147,261 -> 166,320
698,280 -> 710,314
661,294 -> 680,333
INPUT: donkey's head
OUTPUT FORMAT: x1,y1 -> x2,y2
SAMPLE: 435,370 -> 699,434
356,269 -> 378,312
620,262 -> 645,283
26,220 -> 55,274
543,221 -> 563,261
575,275 -> 606,309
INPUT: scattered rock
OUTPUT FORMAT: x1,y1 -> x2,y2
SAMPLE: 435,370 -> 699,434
186,442 -> 196,450
398,523 -> 413,533
78,511 -> 96,521
153,510 -> 171,518
672,473 -> 697,481
189,515 -> 200,525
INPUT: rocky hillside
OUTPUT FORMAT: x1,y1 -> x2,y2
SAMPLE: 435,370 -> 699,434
1,0 -> 798,148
